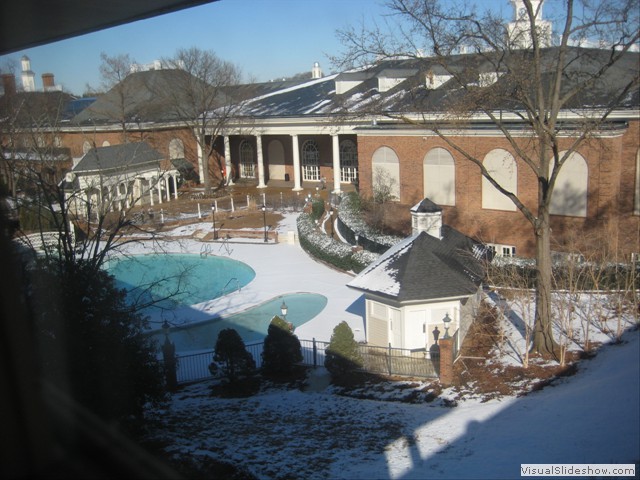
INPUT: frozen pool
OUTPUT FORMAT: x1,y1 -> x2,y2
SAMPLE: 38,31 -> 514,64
106,254 -> 256,312
150,292 -> 327,352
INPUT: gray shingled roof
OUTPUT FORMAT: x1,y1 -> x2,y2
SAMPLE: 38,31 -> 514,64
73,142 -> 162,173
70,69 -> 221,124
348,228 -> 484,302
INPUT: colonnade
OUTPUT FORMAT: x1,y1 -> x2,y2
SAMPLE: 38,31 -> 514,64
213,133 -> 347,194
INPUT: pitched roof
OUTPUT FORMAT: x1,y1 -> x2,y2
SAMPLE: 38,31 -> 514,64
0,90 -> 76,127
70,69 -> 223,124
236,47 -> 639,119
348,228 -> 484,302
73,142 -> 163,173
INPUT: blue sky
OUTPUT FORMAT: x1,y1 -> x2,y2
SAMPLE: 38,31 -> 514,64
0,0 -> 515,96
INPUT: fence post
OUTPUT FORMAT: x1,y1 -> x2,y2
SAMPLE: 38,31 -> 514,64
313,338 -> 317,368
162,337 -> 178,392
439,336 -> 454,386
387,343 -> 392,375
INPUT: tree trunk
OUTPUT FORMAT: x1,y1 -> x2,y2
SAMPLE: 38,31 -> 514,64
531,210 -> 560,359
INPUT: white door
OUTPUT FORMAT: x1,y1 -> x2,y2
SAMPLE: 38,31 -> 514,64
389,308 -> 402,348
405,309 -> 427,350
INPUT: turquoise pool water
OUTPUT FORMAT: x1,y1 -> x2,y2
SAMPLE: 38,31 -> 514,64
106,254 -> 256,311
153,292 -> 327,351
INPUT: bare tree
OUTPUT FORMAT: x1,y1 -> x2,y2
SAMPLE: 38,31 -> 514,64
160,47 -> 244,193
334,0 -> 640,357
96,52 -> 137,141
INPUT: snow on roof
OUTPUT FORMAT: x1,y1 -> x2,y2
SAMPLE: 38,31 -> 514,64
348,229 -> 484,302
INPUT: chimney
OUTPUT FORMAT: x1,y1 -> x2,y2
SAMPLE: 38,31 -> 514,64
410,198 -> 443,239
42,73 -> 55,90
2,74 -> 16,96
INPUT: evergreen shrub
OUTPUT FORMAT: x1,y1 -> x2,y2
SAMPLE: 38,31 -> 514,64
261,315 -> 303,376
324,321 -> 363,378
210,328 -> 256,383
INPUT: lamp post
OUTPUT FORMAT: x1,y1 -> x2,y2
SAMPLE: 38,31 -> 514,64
329,209 -> 334,238
281,299 -> 292,331
211,203 -> 217,239
161,320 -> 177,391
261,204 -> 267,242
442,313 -> 452,339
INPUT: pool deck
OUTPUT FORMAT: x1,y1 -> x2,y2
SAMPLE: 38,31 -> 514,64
118,212 -> 366,345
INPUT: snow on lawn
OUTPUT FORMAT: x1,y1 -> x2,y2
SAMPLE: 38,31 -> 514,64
145,329 -> 638,480
117,213 -> 366,344
137,213 -> 639,479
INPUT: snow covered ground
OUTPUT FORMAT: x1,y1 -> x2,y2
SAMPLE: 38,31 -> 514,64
119,213 -> 366,344
135,213 -> 639,479
145,329 -> 638,479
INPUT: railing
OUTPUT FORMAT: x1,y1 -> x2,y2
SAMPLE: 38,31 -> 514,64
172,338 -> 439,385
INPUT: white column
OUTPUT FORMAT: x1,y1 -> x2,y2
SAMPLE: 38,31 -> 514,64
149,180 -> 155,206
291,134 -> 302,191
164,177 -> 171,202
197,142 -> 205,184
124,182 -> 130,209
157,179 -> 163,204
224,135 -> 234,186
332,134 -> 341,194
173,174 -> 179,199
256,135 -> 266,188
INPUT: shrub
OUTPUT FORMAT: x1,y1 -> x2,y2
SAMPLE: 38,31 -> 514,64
210,328 -> 256,383
310,198 -> 325,221
261,315 -> 303,376
296,213 -> 376,273
324,321 -> 363,378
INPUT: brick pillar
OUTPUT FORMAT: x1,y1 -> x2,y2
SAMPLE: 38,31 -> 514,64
439,336 -> 454,386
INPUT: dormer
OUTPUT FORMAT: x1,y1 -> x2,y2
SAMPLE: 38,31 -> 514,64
334,71 -> 375,95
424,67 -> 453,90
376,69 -> 418,92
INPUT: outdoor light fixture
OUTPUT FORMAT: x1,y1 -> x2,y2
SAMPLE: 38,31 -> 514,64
211,203 -> 216,239
329,210 -> 334,238
443,313 -> 452,339
261,204 -> 267,242
280,300 -> 288,319
162,320 -> 170,339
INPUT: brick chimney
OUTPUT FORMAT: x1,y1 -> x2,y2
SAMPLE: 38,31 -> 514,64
42,73 -> 55,91
2,74 -> 16,96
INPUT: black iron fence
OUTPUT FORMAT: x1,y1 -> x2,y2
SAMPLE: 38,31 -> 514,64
172,338 -> 439,385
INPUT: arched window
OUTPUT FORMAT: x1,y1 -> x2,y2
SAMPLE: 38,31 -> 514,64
340,140 -> 358,183
372,146 -> 400,201
239,140 -> 255,178
423,147 -> 455,206
82,141 -> 92,154
482,149 -> 517,211
302,140 -> 320,181
550,151 -> 588,217
169,138 -> 184,159
102,140 -> 110,147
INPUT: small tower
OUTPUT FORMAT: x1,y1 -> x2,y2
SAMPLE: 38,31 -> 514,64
311,62 -> 322,79
507,0 -> 552,49
21,55 -> 36,92
410,198 -> 443,239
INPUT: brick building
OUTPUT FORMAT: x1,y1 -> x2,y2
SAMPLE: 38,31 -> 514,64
2,46 -> 638,258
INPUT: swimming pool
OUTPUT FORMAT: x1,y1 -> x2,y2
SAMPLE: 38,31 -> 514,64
106,254 -> 256,312
151,292 -> 327,351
